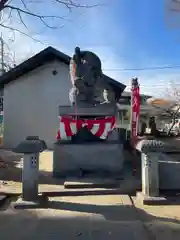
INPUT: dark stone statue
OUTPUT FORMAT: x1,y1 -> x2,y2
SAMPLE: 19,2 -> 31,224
59,47 -> 117,117
69,47 -> 104,106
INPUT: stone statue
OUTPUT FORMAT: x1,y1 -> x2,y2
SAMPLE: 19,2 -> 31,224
69,47 -> 104,107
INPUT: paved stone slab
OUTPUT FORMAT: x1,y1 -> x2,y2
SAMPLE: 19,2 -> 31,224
0,208 -> 149,240
47,194 -> 133,206
2,194 -> 176,240
44,194 -> 138,221
120,194 -> 133,205
132,195 -> 180,240
90,220 -> 147,240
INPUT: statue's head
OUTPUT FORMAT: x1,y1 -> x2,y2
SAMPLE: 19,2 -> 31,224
70,47 -> 102,86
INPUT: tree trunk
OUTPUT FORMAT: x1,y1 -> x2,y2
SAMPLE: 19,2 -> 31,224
0,0 -> 8,12
167,118 -> 176,136
151,123 -> 157,136
167,106 -> 180,136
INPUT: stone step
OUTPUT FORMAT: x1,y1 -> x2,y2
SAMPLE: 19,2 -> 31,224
64,178 -> 120,189
41,188 -> 137,198
0,195 -> 7,202
0,195 -> 8,208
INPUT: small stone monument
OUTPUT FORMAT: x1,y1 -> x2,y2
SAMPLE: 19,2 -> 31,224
13,136 -> 47,204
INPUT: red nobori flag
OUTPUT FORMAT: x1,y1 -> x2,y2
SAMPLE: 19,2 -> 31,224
131,84 -> 140,147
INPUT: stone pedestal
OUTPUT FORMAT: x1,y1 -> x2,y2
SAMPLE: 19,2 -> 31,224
56,101 -> 122,178
53,141 -> 124,178
135,139 -> 165,205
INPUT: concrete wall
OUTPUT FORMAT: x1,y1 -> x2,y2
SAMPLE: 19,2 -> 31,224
3,60 -> 115,149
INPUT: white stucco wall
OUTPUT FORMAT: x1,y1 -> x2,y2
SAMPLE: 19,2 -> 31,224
4,60 -> 72,149
3,60 -> 115,149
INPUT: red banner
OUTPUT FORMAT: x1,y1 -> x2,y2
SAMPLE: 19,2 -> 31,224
56,116 -> 116,140
131,85 -> 140,147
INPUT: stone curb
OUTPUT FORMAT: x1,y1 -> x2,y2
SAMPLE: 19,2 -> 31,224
136,192 -> 167,205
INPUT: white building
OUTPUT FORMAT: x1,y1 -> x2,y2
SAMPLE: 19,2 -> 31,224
116,92 -> 153,130
0,46 -> 126,149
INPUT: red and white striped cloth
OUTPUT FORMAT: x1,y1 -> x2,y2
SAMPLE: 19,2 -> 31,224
56,116 -> 116,140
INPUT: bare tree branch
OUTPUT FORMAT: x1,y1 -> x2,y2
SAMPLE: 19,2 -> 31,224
0,0 -> 100,32
4,5 -> 68,21
0,22 -> 43,43
0,0 -> 101,35
16,8 -> 28,29
0,0 -> 100,69
54,0 -> 100,9
14,6 -> 63,29
154,81 -> 180,135
20,0 -> 29,11
0,0 -> 9,12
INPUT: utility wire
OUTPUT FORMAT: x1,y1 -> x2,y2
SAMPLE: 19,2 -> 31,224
126,84 -> 180,86
102,65 -> 180,72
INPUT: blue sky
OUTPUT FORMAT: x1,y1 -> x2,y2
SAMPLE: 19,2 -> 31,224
3,0 -> 180,95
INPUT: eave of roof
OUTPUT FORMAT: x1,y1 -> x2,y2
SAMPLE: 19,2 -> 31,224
0,46 -> 126,98
121,91 -> 152,98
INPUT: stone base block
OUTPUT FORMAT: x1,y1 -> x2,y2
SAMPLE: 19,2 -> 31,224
53,169 -> 123,178
11,196 -> 48,209
0,195 -> 7,207
136,192 -> 166,205
159,155 -> 180,190
59,104 -> 116,116
53,142 -> 124,178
